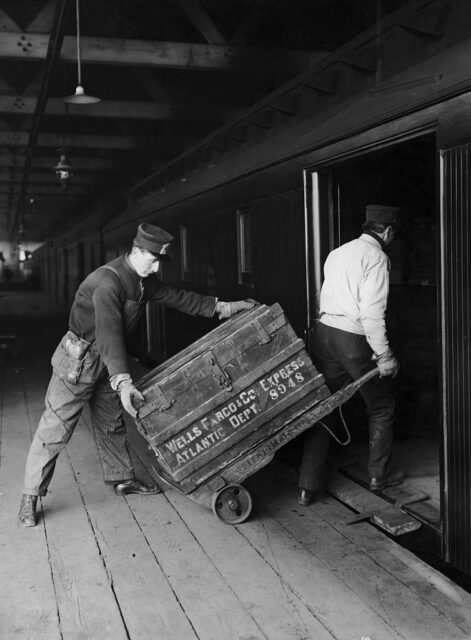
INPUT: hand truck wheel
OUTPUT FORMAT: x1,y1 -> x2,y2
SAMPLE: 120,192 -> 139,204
211,483 -> 253,524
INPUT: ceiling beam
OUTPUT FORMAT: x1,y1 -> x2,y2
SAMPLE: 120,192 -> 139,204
176,0 -> 227,45
2,184 -> 89,195
0,32 -> 327,75
33,156 -> 115,171
27,0 -> 57,33
0,153 -> 116,171
0,95 -> 242,123
0,173 -> 99,185
0,130 -> 155,149
0,9 -> 20,32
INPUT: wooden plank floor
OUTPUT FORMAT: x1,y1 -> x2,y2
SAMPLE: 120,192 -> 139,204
342,438 -> 441,512
1,292 -> 471,640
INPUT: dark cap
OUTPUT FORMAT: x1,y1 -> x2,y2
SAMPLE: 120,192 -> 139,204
134,223 -> 173,261
365,204 -> 400,225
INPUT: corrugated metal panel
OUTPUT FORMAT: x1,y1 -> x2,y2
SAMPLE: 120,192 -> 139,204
188,213 -> 239,297
441,144 -> 471,576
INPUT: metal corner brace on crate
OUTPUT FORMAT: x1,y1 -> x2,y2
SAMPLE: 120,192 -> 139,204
253,319 -> 272,344
141,384 -> 175,416
203,350 -> 233,391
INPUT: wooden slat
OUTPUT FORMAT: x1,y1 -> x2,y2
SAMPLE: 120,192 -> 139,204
148,478 -> 335,640
0,95 -> 241,123
37,456 -> 130,638
138,318 -> 297,422
341,461 -> 441,529
244,461 -> 471,639
72,430 -> 271,639
129,433 -> 401,639
0,364 -> 61,639
163,377 -> 330,492
137,303 -> 284,386
0,31 -> 325,74
0,172 -> 99,185
0,130 -> 153,150
0,153 -> 116,171
67,416 -> 201,640
140,340 -> 317,438
15,342 -> 130,638
13,326 -> 201,639
327,469 -> 422,535
135,304 -> 329,489
184,374 -> 375,501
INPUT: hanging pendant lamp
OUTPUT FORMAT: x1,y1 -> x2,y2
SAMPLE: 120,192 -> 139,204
54,104 -> 74,187
54,148 -> 74,188
64,0 -> 100,104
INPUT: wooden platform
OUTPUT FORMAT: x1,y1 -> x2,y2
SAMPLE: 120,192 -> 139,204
333,437 -> 442,550
1,292 -> 471,640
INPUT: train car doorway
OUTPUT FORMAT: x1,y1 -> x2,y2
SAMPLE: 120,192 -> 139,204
303,133 -> 441,535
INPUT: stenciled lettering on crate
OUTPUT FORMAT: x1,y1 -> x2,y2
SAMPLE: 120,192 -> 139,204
162,355 -> 308,467
136,304 -> 330,492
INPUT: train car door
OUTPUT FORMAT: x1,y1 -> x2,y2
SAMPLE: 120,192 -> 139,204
303,133 -> 443,560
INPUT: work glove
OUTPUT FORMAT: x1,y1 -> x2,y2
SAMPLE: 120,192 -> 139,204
373,349 -> 400,378
215,299 -> 257,320
118,380 -> 145,418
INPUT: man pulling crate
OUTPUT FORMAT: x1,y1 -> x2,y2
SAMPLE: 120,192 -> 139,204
18,223 -> 254,527
298,205 -> 405,506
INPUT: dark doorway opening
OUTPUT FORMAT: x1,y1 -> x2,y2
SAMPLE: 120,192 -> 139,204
295,133 -> 443,554
329,135 -> 440,514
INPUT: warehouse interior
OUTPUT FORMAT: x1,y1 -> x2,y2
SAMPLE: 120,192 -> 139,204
3,1 -> 471,638
0,0 -> 413,259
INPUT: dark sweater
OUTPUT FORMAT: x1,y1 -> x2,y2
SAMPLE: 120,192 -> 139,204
69,255 -> 217,376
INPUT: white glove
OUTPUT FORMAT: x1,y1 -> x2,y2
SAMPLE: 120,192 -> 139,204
215,299 -> 257,320
374,349 -> 399,378
118,380 -> 145,418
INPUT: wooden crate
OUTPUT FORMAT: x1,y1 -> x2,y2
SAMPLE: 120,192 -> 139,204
135,304 -> 329,497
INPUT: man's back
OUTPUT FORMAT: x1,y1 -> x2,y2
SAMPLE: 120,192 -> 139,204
319,234 -> 390,349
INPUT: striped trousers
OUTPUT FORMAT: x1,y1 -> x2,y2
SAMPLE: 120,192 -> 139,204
23,336 -> 134,496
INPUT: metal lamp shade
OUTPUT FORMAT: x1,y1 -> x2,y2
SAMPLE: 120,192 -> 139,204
63,0 -> 100,105
64,85 -> 100,105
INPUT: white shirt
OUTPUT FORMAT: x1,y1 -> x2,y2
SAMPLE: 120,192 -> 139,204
319,233 -> 390,356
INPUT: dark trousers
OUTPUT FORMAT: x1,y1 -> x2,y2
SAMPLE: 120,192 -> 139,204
298,323 -> 395,491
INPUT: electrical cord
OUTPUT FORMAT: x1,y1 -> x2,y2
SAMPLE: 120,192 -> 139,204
317,404 -> 352,446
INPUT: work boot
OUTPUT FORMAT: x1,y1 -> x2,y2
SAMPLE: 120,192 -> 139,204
114,479 -> 161,496
369,469 -> 406,492
18,494 -> 38,527
297,487 -> 325,506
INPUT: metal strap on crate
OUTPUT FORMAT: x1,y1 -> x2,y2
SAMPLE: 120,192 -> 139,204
253,319 -> 272,344
203,351 -> 233,391
140,384 -> 175,416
